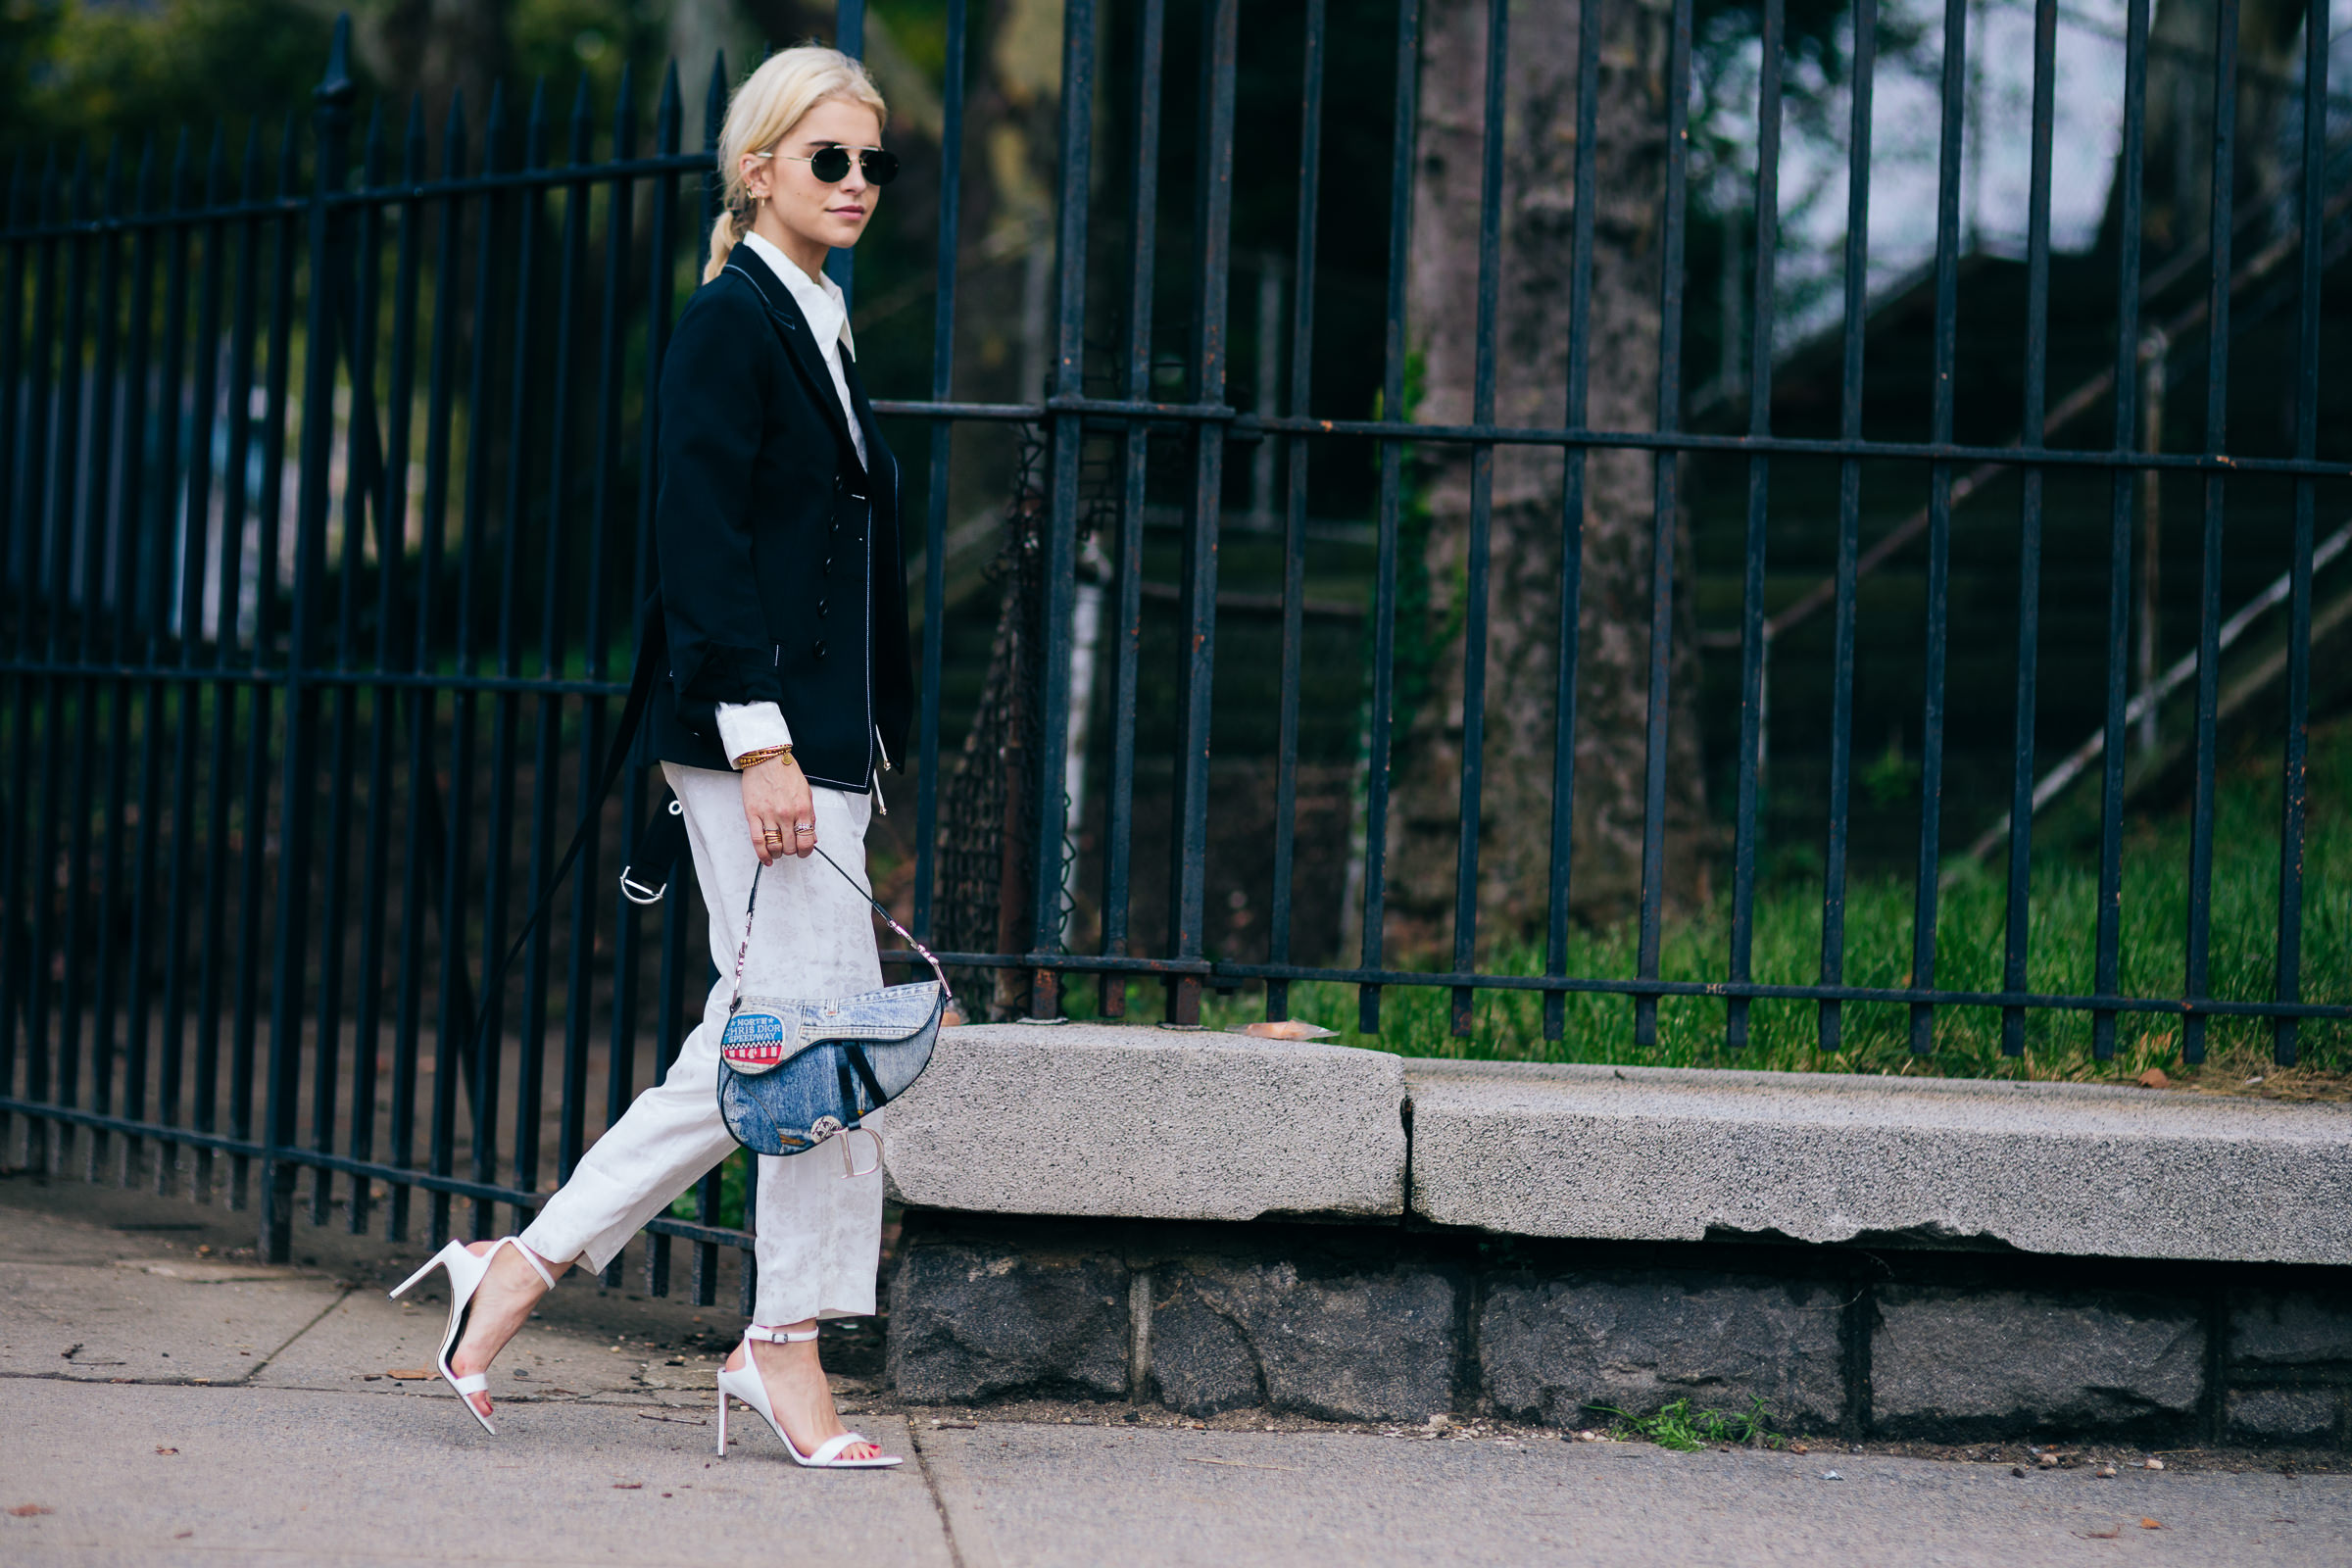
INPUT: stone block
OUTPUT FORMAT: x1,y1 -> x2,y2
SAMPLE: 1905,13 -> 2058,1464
1872,1287 -> 2203,1438
885,1235 -> 1129,1403
2227,1388 -> 2344,1446
1147,1255 -> 1456,1423
1407,1059 -> 2352,1265
2230,1291 -> 2352,1370
1478,1273 -> 1845,1431
886,1024 -> 1406,1222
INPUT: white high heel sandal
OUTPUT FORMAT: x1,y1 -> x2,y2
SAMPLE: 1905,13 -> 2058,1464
715,1324 -> 902,1469
387,1237 -> 557,1435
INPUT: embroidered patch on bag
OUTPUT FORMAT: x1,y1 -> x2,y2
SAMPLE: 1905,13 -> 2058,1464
720,1010 -> 791,1072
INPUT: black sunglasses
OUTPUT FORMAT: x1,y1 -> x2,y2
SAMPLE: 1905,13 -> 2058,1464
782,145 -> 900,186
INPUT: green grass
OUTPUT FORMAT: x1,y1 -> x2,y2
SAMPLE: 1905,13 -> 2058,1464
1198,721 -> 2352,1085
1585,1396 -> 1789,1451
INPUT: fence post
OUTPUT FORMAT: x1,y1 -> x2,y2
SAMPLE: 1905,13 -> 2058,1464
260,16 -> 353,1263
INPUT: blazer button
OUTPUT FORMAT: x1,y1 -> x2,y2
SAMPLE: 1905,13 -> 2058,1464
816,598 -> 829,618
821,557 -> 833,575
813,638 -> 828,660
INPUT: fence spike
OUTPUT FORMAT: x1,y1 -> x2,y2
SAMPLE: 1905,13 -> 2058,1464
441,90 -> 467,171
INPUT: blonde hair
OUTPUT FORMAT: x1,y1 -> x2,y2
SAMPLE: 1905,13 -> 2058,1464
705,45 -> 889,283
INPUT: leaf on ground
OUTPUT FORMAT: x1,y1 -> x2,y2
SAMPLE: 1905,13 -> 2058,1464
2140,1518 -> 2165,1530
7,1505 -> 53,1517
2138,1068 -> 2171,1089
384,1368 -> 432,1380
2082,1528 -> 2121,1539
155,1447 -> 178,1456
612,1482 -> 644,1490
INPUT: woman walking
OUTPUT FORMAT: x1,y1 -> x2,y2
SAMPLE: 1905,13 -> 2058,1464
390,45 -> 913,1470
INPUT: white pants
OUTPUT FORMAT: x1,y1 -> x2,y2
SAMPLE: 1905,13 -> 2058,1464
519,762 -> 887,1324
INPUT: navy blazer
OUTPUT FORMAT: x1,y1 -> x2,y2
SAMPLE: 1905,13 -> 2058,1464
645,243 -> 910,791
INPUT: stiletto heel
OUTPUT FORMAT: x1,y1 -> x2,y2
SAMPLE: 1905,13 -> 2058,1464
713,1325 -> 901,1469
386,1236 -> 557,1436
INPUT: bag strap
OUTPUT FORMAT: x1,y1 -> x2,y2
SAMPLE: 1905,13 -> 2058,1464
726,851 -> 956,1016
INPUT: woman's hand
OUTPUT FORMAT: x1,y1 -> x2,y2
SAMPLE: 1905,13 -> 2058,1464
741,754 -> 816,864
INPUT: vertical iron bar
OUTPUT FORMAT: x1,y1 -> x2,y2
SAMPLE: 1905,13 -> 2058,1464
2000,0 -> 2059,1057
311,104 -> 383,1223
396,96 -> 467,1245
0,157 -> 26,1162
74,146 -> 129,1178
358,99 -> 429,1235
1544,0 -> 1604,1045
1097,0 -> 1162,1017
1448,0 -> 1509,1039
913,0 -> 967,946
475,80 -> 548,1239
1162,0 -> 1237,1028
1727,0 -> 1785,1054
2179,0 -> 2238,1067
1817,0 -> 1876,1054
1906,0 -> 1969,1055
2273,0 -> 2327,1068
2092,0 -> 2151,1062
264,34 -> 353,1261
609,67 -> 680,1288
1029,0 -> 1098,1019
232,123 -> 302,1207
1633,0 -> 1693,1050
566,66 -> 634,1184
189,131 -> 239,1203
515,78 -> 589,1225
114,141 -> 163,1181
1359,0 -> 1421,1037
6,154 -> 62,1170
160,132 -> 220,1193
1266,0 -> 1326,1024
437,83 -> 508,1246
43,152 -> 92,1173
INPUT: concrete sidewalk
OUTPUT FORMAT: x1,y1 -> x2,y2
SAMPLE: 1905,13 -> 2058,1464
3,1178 -> 2346,1567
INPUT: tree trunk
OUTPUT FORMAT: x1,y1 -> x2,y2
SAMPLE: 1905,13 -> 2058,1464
2098,0 -> 2308,262
1388,0 -> 1708,956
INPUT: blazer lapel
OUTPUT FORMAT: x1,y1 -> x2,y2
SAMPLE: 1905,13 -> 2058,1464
721,245 -> 862,467
840,352 -> 890,499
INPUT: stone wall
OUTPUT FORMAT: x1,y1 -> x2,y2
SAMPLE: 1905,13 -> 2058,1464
886,1210 -> 2352,1446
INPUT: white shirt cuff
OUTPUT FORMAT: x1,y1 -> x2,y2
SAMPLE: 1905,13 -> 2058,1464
715,702 -> 793,765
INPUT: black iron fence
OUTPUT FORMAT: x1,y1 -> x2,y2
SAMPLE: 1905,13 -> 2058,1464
1,0 -> 2346,1281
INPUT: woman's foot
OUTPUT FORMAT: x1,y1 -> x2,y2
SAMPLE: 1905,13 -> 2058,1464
445,1241 -> 564,1422
722,1325 -> 879,1462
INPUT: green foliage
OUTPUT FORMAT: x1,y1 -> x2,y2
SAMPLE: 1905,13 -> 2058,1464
1587,1396 -> 1788,1451
2,0 -> 335,167
1208,718 -> 2352,1077
666,1148 -> 752,1230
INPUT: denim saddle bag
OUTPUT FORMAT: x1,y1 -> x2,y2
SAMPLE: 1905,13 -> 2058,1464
711,846 -> 955,1174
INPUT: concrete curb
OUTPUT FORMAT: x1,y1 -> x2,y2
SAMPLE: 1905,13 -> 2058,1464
1404,1059 -> 2352,1265
883,1023 -> 1408,1221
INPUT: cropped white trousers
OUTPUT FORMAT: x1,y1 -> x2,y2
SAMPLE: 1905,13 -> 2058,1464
519,761 -> 886,1325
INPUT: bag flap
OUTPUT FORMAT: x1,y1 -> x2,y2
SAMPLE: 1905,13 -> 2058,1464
720,981 -> 941,1074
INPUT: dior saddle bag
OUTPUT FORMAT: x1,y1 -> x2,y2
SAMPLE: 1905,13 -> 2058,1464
708,845 -> 954,1174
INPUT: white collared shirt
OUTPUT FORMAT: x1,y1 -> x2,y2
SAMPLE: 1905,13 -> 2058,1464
716,232 -> 868,765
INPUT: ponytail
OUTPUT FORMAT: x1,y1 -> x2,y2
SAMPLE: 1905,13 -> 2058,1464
705,207 -> 745,284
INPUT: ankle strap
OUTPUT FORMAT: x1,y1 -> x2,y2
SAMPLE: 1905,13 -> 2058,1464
493,1237 -> 558,1292
744,1323 -> 820,1344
